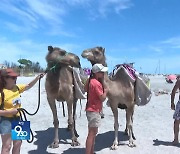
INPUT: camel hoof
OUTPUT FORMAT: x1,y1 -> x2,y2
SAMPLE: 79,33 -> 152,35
48,142 -> 59,148
124,130 -> 136,140
110,144 -> 118,150
75,131 -> 79,138
132,134 -> 136,140
71,140 -> 80,146
128,142 -> 136,148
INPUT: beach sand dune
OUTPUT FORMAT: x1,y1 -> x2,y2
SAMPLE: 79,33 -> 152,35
0,75 -> 179,154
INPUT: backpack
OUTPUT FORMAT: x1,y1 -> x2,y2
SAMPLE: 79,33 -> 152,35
0,85 -> 20,110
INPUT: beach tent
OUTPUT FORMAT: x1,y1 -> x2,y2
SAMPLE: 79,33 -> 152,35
167,74 -> 177,80
165,74 -> 177,83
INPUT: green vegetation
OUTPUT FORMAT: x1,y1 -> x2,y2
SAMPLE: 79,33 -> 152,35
2,59 -> 45,76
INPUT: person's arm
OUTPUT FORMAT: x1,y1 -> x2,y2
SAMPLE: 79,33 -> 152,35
171,80 -> 180,110
0,108 -> 18,116
25,73 -> 45,91
99,88 -> 108,102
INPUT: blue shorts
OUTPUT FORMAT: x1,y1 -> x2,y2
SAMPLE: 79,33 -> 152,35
0,116 -> 20,135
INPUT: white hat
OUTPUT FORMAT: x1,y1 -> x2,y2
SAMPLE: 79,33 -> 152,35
92,64 -> 108,73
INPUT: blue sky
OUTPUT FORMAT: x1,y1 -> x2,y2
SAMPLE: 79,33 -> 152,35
0,0 -> 180,74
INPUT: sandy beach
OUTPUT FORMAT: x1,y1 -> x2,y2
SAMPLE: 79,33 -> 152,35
0,75 -> 180,154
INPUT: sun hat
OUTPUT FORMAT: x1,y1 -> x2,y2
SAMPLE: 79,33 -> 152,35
0,69 -> 18,77
92,64 -> 108,73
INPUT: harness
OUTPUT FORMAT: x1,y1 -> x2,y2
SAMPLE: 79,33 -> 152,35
45,52 -> 69,73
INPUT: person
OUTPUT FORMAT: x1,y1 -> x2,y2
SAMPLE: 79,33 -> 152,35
171,75 -> 180,145
85,64 -> 108,154
0,68 -> 44,154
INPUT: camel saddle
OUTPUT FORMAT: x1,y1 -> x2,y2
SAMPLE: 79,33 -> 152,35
112,64 -> 152,106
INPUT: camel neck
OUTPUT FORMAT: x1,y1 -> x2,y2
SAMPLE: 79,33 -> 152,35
104,73 -> 111,86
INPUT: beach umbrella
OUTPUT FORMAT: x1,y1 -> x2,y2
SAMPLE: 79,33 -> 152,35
167,74 -> 177,80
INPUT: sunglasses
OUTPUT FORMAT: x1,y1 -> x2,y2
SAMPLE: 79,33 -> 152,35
6,76 -> 17,80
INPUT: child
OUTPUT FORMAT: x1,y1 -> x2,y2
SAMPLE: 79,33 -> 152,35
85,64 -> 108,154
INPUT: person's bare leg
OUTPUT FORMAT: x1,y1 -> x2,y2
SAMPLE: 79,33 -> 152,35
91,131 -> 98,154
12,140 -> 22,154
86,127 -> 98,154
173,120 -> 180,145
1,134 -> 12,154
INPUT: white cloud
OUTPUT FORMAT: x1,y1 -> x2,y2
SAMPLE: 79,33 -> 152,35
0,37 -> 46,67
97,0 -> 133,18
0,0 -> 133,35
148,45 -> 163,54
25,0 -> 65,24
0,37 -> 86,69
161,36 -> 180,49
0,0 -> 66,34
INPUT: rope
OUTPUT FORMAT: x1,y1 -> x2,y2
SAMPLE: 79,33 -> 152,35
45,52 -> 69,74
17,75 -> 43,143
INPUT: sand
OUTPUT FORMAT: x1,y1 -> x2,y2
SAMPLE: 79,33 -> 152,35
0,75 -> 180,154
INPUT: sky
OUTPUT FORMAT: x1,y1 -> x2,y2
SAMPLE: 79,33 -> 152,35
0,0 -> 180,74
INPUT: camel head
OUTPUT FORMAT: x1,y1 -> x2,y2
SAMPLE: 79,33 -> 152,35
46,46 -> 81,68
81,46 -> 107,66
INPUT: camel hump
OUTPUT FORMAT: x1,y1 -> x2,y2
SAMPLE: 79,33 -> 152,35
111,64 -> 137,82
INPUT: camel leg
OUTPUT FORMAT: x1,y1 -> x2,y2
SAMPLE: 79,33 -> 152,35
125,110 -> 136,140
110,104 -> 119,150
126,106 -> 136,147
67,100 -> 80,146
47,96 -> 59,148
73,98 -> 79,138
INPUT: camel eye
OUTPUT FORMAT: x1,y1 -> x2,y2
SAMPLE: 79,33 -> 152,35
59,50 -> 66,56
94,51 -> 99,55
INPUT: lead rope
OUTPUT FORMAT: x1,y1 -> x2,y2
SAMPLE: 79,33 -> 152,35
17,74 -> 43,143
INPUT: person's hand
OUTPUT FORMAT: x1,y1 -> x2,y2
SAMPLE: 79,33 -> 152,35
171,103 -> 175,110
10,108 -> 18,115
36,73 -> 45,80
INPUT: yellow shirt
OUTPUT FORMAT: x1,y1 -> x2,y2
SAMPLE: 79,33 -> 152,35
0,84 -> 26,117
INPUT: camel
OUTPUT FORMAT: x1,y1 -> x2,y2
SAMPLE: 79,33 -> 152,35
45,46 -> 81,148
81,46 -> 136,149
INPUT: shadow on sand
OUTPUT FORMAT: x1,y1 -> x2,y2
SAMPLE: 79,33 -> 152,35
28,128 -> 130,154
153,139 -> 180,147
62,130 -> 129,154
94,130 -> 129,152
28,127 -> 76,154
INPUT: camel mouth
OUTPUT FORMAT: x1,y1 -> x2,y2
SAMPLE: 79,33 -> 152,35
81,53 -> 87,58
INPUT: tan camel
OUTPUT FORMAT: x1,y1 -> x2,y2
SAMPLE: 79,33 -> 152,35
45,46 -> 81,148
81,46 -> 136,149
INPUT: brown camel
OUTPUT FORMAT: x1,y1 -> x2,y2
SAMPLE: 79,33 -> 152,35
81,46 -> 136,149
45,46 -> 81,148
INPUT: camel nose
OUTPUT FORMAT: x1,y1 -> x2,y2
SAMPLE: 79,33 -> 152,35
81,51 -> 88,58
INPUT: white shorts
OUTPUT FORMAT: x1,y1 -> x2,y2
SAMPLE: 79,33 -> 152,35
173,101 -> 180,120
86,111 -> 101,128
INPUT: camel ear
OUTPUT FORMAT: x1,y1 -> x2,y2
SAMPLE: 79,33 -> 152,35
48,46 -> 53,52
102,48 -> 105,53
